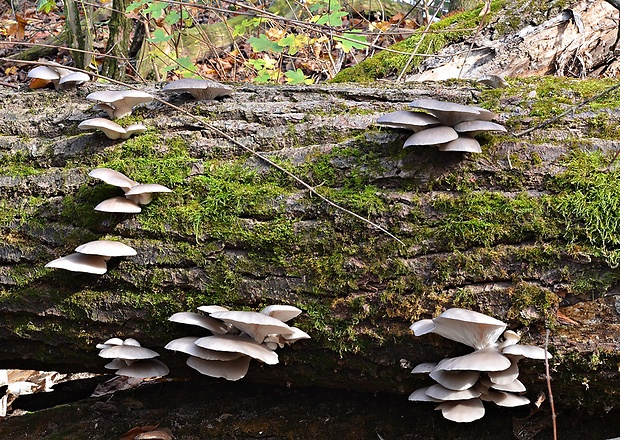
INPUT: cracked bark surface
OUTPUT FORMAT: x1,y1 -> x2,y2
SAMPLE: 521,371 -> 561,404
0,81 -> 618,431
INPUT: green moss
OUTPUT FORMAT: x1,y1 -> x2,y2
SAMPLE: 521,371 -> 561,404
331,0 -> 506,82
507,282 -> 558,326
0,150 -> 41,177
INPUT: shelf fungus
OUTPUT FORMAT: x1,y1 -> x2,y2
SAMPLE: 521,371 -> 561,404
97,338 -> 169,379
165,304 -> 310,381
86,90 -> 154,119
45,239 -> 136,275
409,308 -> 551,423
89,168 -> 172,213
161,78 -> 233,101
78,118 -> 146,140
376,98 -> 506,153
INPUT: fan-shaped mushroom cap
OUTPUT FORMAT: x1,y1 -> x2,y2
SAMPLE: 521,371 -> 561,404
197,305 -> 229,314
412,308 -> 507,350
86,90 -> 154,118
45,253 -> 107,274
89,168 -> 137,191
186,355 -> 251,381
194,334 -> 279,365
429,369 -> 480,391
502,344 -> 551,359
281,326 -> 311,343
124,183 -> 173,206
78,118 -> 127,140
99,345 -> 159,360
411,362 -> 436,374
123,123 -> 147,138
165,336 -> 241,361
75,240 -> 137,258
27,65 -> 61,81
260,305 -> 302,322
453,120 -> 507,136
168,312 -> 228,334
436,398 -> 485,423
497,330 -> 521,350
209,310 -> 294,343
104,359 -> 128,370
376,110 -> 440,131
471,106 -> 497,121
410,99 -> 482,126
93,103 -> 116,119
96,337 -> 124,349
58,71 -> 90,88
116,358 -> 169,378
403,126 -> 458,147
438,136 -> 482,153
435,347 -> 511,372
490,378 -> 526,393
123,338 -> 142,346
425,384 -> 481,401
94,196 -> 142,213
162,78 -> 234,101
408,386 -> 441,402
488,359 -> 520,385
480,390 -> 530,407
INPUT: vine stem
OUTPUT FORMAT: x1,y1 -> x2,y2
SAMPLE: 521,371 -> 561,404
545,329 -> 558,440
0,57 -> 405,246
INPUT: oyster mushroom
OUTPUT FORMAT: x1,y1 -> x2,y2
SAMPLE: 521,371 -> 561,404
186,355 -> 251,381
162,78 -> 233,101
409,99 -> 482,126
376,110 -> 440,131
45,253 -> 107,275
208,310 -> 294,343
403,126 -> 459,148
86,90 -> 154,119
78,118 -> 146,140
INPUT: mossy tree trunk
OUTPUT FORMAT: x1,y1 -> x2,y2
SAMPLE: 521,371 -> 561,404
63,0 -> 93,70
101,0 -> 132,81
0,80 -> 618,415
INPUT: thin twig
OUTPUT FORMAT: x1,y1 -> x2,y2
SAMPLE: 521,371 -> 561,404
0,58 -> 404,246
457,0 -> 490,79
545,329 -> 558,440
515,81 -> 620,137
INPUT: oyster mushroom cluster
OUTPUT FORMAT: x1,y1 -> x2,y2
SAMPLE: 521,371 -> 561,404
89,168 -> 172,214
377,99 -> 506,153
97,338 -> 169,379
27,62 -> 90,90
45,239 -> 136,275
166,304 -> 310,381
409,308 -> 551,423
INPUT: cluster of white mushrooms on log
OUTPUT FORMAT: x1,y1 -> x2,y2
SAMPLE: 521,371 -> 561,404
409,308 -> 551,423
44,168 -> 171,274
96,338 -> 169,379
377,99 -> 507,153
166,305 -> 310,381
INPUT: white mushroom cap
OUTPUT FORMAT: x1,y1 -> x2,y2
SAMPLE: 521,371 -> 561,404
260,305 -> 302,322
124,183 -> 173,206
480,390 -> 530,407
165,336 -> 241,361
408,386 -> 441,402
424,384 -> 481,401
376,111 -> 440,131
410,99 -> 482,126
497,330 -> 521,350
411,308 -> 507,350
45,253 -> 107,274
93,103 -> 116,119
453,120 -> 507,136
123,123 -> 147,138
162,78 -> 234,100
186,355 -> 251,381
470,106 -> 498,121
403,126 -> 458,147
115,358 -> 169,378
490,378 -> 526,393
435,347 -> 511,372
99,345 -> 159,360
96,337 -> 124,349
168,312 -> 228,334
197,305 -> 229,314
435,398 -> 485,423
429,369 -> 480,391
104,359 -> 128,370
89,168 -> 137,191
94,196 -> 142,213
79,118 -> 127,140
437,136 -> 482,153
487,358 -> 520,385
75,240 -> 137,258
194,334 -> 279,365
86,90 -> 154,118
58,71 -> 90,88
122,338 -> 142,346
209,310 -> 294,343
27,65 -> 61,81
411,362 -> 436,374
502,344 -> 552,359
280,326 -> 311,344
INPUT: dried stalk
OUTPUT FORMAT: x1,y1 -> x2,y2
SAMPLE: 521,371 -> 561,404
545,329 -> 558,440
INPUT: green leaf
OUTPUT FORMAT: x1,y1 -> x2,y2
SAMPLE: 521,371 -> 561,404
285,68 -> 313,85
143,1 -> 168,18
147,28 -> 172,43
248,34 -> 283,53
36,0 -> 56,13
315,10 -> 347,26
164,10 -> 180,25
254,71 -> 273,84
126,0 -> 149,13
334,30 -> 367,53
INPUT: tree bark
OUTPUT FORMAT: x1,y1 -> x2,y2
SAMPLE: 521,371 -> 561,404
63,1 -> 93,69
101,0 -> 132,81
0,81 -> 618,413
